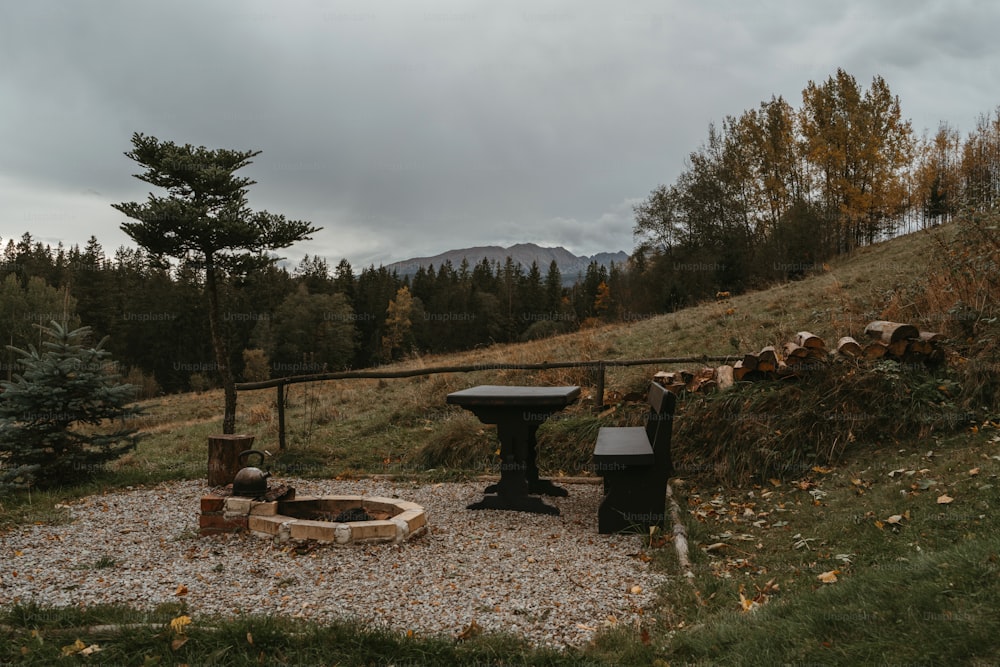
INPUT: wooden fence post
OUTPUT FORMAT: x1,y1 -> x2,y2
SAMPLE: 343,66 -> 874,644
276,381 -> 286,450
594,361 -> 606,412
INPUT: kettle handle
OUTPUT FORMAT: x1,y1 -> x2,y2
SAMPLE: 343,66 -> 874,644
238,449 -> 265,467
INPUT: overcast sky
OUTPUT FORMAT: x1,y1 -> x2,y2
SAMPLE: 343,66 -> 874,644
2,0 -> 999,269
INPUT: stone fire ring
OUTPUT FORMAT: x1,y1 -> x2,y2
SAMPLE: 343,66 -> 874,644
227,495 -> 427,544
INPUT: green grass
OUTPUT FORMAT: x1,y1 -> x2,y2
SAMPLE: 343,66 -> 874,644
0,602 -> 626,666
3,219 -> 1000,664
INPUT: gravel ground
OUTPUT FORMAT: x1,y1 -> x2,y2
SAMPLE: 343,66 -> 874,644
0,478 -> 667,648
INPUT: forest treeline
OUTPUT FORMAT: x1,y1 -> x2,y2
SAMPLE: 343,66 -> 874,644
0,235 -> 620,394
2,69 -> 1000,395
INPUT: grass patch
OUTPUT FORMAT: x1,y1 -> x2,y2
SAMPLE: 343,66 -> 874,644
1,603 -> 620,666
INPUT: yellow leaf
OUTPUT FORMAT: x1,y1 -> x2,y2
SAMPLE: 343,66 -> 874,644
812,466 -> 832,474
817,570 -> 839,584
739,591 -> 758,612
170,615 -> 192,636
61,639 -> 86,656
937,494 -> 954,504
457,619 -> 482,641
874,520 -> 884,529
630,585 -> 643,594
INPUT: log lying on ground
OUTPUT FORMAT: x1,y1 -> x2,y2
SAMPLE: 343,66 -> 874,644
715,364 -> 735,391
756,346 -> 778,373
837,336 -> 863,358
864,320 -> 919,343
795,331 -> 825,349
863,340 -> 888,359
783,341 -> 810,363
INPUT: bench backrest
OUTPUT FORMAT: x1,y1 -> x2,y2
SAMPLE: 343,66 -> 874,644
644,382 -> 675,472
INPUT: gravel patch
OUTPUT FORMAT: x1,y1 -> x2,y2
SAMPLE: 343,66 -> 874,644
0,478 -> 667,648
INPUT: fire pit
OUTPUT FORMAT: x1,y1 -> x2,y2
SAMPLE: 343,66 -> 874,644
199,493 -> 427,544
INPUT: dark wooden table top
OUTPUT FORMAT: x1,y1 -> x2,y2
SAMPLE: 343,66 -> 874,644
446,385 -> 581,409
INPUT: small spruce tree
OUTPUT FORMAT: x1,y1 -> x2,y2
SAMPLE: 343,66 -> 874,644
0,322 -> 141,490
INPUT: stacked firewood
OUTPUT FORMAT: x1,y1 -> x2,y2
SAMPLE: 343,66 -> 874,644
654,321 -> 945,394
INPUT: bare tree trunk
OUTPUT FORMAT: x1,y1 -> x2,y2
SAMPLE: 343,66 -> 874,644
204,258 -> 237,434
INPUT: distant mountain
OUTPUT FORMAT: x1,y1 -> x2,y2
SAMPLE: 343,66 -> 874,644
385,243 -> 629,285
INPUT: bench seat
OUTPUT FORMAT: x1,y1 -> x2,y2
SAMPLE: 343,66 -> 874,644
593,427 -> 654,466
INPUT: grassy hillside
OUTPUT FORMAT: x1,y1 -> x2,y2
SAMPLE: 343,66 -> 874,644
95,218 -> 975,487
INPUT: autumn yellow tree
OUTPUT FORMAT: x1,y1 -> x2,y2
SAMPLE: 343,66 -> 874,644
912,123 -> 962,226
381,286 -> 414,361
961,108 -> 1000,212
799,69 -> 914,252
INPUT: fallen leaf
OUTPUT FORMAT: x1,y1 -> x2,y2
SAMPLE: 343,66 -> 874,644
61,639 -> 86,656
969,468 -> 980,476
630,585 -> 643,594
817,570 -> 839,584
247,632 -> 253,645
704,542 -> 727,552
170,636 -> 189,651
80,644 -> 102,656
937,494 -> 955,504
874,520 -> 884,529
812,466 -> 832,474
886,515 -> 904,525
169,615 -> 192,635
174,584 -> 189,596
457,620 -> 482,641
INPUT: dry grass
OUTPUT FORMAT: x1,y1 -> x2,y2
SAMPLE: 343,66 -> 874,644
117,219 -> 994,485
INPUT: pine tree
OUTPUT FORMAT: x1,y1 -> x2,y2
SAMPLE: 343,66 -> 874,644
0,322 -> 140,490
113,133 -> 319,433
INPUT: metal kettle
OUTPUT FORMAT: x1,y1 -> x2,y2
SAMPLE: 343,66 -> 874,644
232,450 -> 270,497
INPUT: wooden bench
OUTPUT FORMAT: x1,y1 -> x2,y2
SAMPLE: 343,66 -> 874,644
592,381 -> 675,534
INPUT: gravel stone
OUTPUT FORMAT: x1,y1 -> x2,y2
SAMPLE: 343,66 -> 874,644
0,478 -> 667,648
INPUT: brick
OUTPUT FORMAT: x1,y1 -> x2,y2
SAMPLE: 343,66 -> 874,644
248,515 -> 290,536
249,501 -> 278,516
395,509 -> 426,534
224,497 -> 253,515
199,514 -> 248,535
289,519 -> 338,542
200,495 -> 226,513
392,500 -> 423,512
349,520 -> 397,542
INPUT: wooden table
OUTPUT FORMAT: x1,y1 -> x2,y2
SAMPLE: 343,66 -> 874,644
446,385 -> 581,515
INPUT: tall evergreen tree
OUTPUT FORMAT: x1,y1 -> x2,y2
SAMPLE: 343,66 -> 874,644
112,133 -> 320,433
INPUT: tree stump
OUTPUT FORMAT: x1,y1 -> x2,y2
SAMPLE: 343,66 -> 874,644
208,434 -> 255,487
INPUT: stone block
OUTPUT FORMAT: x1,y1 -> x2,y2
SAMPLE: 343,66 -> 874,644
249,501 -> 278,516
349,520 -> 397,542
248,515 -> 287,535
395,509 -> 426,533
224,497 -> 253,516
289,519 -> 338,543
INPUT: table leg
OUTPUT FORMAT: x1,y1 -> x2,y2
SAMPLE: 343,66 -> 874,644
468,419 -> 559,515
525,423 -> 569,497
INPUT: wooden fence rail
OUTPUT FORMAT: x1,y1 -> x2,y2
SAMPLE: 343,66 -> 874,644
234,355 -> 735,450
